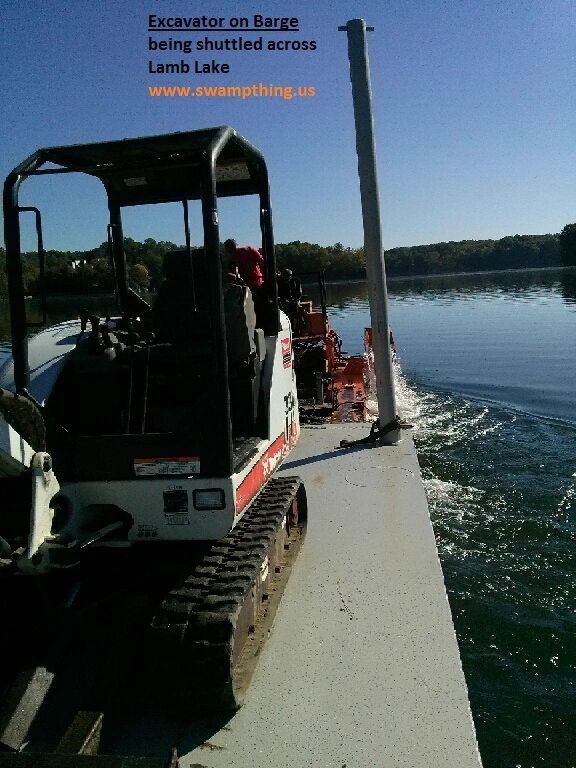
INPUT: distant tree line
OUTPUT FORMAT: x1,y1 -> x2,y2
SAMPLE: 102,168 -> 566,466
0,238 -> 176,297
385,233 -> 564,277
0,227 -> 573,298
276,233 -> 564,279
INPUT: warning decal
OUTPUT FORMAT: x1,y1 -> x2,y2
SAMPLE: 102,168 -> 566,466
163,489 -> 190,525
134,456 -> 200,476
281,337 -> 292,369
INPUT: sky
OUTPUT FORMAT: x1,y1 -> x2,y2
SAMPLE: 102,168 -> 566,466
0,0 -> 574,252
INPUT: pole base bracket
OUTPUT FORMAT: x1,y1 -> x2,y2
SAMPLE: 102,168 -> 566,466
339,415 -> 413,449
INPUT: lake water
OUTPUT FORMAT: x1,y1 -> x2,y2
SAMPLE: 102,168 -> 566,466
1,267 -> 575,767
323,268 -> 576,768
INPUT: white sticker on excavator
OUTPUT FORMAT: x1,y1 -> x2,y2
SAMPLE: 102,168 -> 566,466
134,457 -> 200,476
163,489 -> 190,526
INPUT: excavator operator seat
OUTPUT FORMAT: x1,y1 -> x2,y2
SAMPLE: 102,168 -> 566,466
224,281 -> 263,436
152,252 -> 263,437
153,250 -> 199,343
224,282 -> 256,366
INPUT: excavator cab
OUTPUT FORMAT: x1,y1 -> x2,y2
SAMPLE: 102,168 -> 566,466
1,127 -> 301,560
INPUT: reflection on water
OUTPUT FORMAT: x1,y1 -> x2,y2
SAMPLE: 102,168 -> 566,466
315,266 -> 576,304
560,269 -> 576,304
390,266 -> 576,301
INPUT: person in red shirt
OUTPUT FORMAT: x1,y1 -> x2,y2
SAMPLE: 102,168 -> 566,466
224,239 -> 264,290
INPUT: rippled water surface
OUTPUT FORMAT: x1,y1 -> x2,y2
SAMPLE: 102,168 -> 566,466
323,268 -> 576,768
1,268 -> 575,767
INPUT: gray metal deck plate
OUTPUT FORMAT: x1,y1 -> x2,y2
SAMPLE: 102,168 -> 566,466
181,424 -> 482,767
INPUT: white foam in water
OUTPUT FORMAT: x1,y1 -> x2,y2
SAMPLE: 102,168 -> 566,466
364,350 -> 506,549
363,349 -> 424,424
394,358 -> 502,448
556,482 -> 574,517
385,357 -> 507,556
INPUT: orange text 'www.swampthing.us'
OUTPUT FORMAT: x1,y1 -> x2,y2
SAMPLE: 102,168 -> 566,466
148,83 -> 316,100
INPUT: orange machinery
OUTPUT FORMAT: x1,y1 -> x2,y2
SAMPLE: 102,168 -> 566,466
291,273 -> 367,422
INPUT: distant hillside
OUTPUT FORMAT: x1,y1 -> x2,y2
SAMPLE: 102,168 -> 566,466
277,233 -> 561,279
384,233 -> 561,278
0,232 -> 564,297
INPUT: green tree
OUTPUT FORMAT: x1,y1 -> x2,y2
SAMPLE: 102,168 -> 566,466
559,224 -> 576,266
129,263 -> 150,291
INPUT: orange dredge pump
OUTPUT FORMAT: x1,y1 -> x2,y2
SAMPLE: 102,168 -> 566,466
289,272 -> 371,423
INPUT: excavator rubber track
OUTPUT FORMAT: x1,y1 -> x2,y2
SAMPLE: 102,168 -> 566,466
148,475 -> 307,712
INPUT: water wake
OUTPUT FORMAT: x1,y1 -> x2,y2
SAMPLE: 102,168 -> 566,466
387,365 -> 576,768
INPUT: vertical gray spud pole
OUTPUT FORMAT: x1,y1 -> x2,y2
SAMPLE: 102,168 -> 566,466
340,18 -> 399,443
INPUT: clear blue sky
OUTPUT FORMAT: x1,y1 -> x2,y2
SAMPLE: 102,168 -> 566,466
0,0 -> 573,252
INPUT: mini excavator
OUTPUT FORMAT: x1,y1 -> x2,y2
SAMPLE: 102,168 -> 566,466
0,128 -> 307,764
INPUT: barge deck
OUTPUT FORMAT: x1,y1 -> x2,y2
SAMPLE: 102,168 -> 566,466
176,423 -> 483,767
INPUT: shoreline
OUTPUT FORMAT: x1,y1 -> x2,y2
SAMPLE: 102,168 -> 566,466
314,264 -> 573,287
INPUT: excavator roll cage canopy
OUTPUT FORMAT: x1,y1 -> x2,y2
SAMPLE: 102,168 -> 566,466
3,127 -> 280,479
